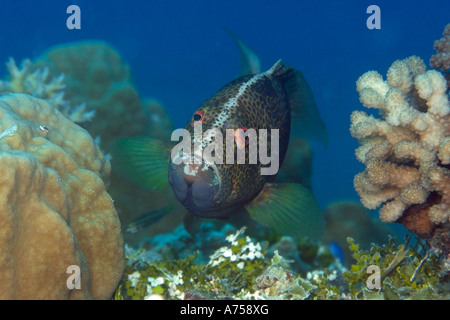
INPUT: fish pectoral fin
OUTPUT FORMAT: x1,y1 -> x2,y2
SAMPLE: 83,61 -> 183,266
112,136 -> 171,190
183,211 -> 203,237
245,183 -> 325,240
126,205 -> 174,233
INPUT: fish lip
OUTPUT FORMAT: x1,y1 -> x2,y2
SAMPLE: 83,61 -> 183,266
183,157 -> 222,204
170,158 -> 222,211
184,199 -> 223,218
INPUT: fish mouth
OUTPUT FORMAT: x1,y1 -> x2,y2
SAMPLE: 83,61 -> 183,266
168,159 -> 221,215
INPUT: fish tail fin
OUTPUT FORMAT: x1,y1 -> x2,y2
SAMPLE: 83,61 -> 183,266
224,27 -> 262,77
112,136 -> 170,190
272,63 -> 328,146
245,183 -> 325,240
126,205 -> 174,233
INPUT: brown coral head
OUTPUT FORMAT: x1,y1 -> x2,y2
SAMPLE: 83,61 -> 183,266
427,223 -> 450,256
397,192 -> 441,238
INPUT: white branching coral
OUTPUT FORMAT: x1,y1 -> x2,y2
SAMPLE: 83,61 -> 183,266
166,270 -> 185,299
0,58 -> 95,123
240,251 -> 317,300
207,227 -> 264,268
350,55 -> 450,255
127,271 -> 141,288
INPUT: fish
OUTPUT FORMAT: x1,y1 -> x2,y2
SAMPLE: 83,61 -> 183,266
126,205 -> 174,233
114,31 -> 328,239
328,241 -> 345,265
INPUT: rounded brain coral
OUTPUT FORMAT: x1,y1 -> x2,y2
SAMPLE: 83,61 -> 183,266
0,93 -> 123,299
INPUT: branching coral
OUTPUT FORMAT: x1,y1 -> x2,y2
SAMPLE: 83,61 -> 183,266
32,41 -> 147,152
116,227 -> 268,300
30,41 -> 186,246
249,251 -> 317,300
117,225 -> 450,300
0,58 -> 95,123
116,226 -> 346,300
430,24 -> 449,89
116,227 -> 343,300
0,93 -> 123,299
350,56 -> 450,256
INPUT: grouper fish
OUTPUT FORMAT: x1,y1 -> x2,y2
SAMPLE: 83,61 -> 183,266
114,33 -> 328,238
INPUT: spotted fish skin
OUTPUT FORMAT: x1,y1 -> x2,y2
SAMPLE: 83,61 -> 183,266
113,34 -> 327,238
179,61 -> 294,217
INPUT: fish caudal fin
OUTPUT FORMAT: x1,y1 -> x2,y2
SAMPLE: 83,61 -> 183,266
112,136 -> 170,190
245,183 -> 325,239
273,64 -> 328,146
224,27 -> 262,76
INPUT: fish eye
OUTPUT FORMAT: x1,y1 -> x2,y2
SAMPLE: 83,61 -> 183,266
241,127 -> 250,144
193,110 -> 204,122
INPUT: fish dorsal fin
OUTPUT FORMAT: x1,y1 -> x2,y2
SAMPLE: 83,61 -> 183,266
269,61 -> 328,146
285,69 -> 328,146
245,183 -> 325,240
224,27 -> 262,76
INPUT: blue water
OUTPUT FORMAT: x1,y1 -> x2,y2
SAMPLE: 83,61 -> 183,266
1,0 -> 448,210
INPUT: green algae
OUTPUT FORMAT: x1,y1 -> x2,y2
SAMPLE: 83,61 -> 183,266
115,227 -> 325,300
344,236 -> 450,300
115,227 -> 449,300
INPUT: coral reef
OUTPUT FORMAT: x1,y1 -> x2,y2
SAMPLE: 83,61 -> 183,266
115,226 -> 346,300
350,56 -> 450,256
430,24 -> 449,90
32,40 -> 147,152
110,96 -> 184,246
116,227 -> 269,300
267,235 -> 338,274
0,58 -> 94,123
111,173 -> 185,247
31,41 -> 186,243
136,222 -> 237,263
344,237 -> 450,299
322,201 -> 396,266
249,251 -> 317,299
0,93 -> 123,299
116,222 -> 450,300
142,98 -> 174,143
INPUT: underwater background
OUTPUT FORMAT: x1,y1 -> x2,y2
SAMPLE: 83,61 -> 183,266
2,0 -> 448,209
0,0 -> 449,300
